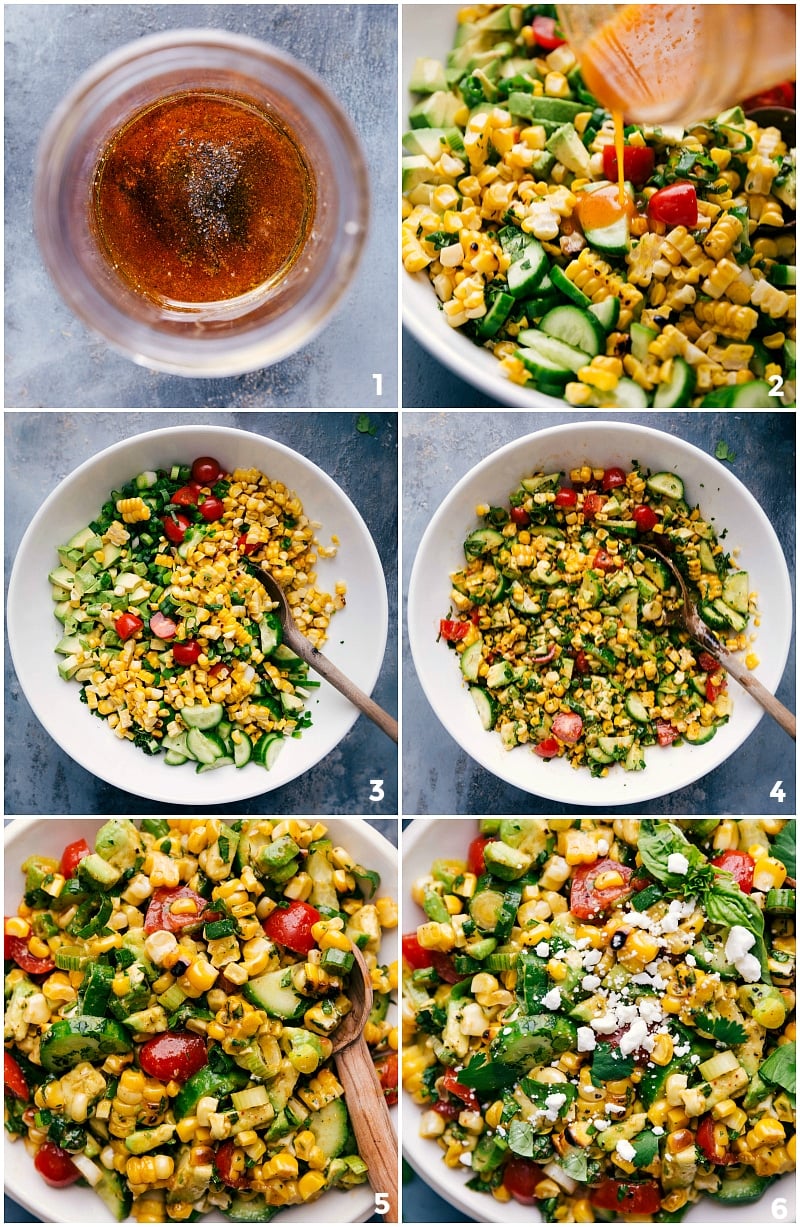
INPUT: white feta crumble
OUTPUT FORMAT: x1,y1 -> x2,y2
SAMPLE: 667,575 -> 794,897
667,852 -> 689,875
544,1092 -> 567,1121
652,1126 -> 665,1136
596,839 -> 609,855
535,941 -> 551,958
574,937 -> 591,950
674,1043 -> 690,1057
542,987 -> 562,1011
620,1018 -> 649,1056
615,1138 -> 636,1162
638,999 -> 664,1025
592,1013 -> 619,1035
685,952 -> 697,967
607,1103 -> 626,1115
593,1118 -> 610,1131
577,1026 -> 597,1052
459,1151 -> 473,1167
690,1054 -> 701,1064
581,974 -> 601,991
582,949 -> 603,968
725,925 -> 761,982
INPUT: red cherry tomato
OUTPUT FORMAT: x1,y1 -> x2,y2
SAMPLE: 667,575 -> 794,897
208,662 -> 230,680
191,456 -> 222,485
214,1138 -> 250,1189
442,1067 -> 480,1111
467,835 -> 494,877
34,1141 -> 81,1187
591,1179 -> 661,1215
375,1051 -> 398,1106
150,611 -> 178,639
602,144 -> 655,186
4,1051 -> 29,1100
144,887 -> 214,935
570,858 -> 634,921
171,484 -> 201,506
633,504 -> 658,533
554,487 -> 578,508
402,933 -> 429,969
698,651 -> 719,672
656,719 -> 679,747
114,612 -> 143,641
696,1113 -> 736,1165
198,496 -> 225,522
237,533 -> 259,555
531,14 -> 565,49
503,1156 -> 543,1205
510,506 -> 531,526
742,81 -> 795,110
552,711 -> 583,744
162,512 -> 191,544
59,838 -> 91,879
711,851 -> 755,894
706,674 -> 726,703
432,1098 -> 461,1119
173,640 -> 202,666
648,182 -> 698,227
574,649 -> 591,675
263,900 -> 322,956
139,1031 -> 208,1083
582,492 -> 606,518
440,619 -> 472,642
601,466 -> 627,491
4,931 -> 56,975
534,736 -> 560,758
593,549 -> 619,572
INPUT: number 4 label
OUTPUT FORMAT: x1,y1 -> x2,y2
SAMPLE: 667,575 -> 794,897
770,780 -> 786,803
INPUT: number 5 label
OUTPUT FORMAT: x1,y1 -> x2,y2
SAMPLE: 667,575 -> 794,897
374,1192 -> 390,1215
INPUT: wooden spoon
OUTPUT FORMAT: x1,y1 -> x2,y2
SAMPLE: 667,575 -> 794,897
246,562 -> 398,743
330,941 -> 399,1222
640,543 -> 795,739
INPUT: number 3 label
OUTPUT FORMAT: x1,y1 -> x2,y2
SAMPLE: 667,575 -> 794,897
369,779 -> 384,802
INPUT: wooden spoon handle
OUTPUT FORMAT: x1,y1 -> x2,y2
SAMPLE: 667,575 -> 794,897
715,648 -> 796,740
334,1040 -> 398,1222
282,625 -> 398,742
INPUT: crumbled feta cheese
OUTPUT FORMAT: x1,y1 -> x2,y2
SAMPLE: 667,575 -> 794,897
607,1103 -> 626,1114
574,937 -> 591,950
685,952 -> 697,967
542,987 -> 562,1011
577,1026 -> 597,1052
582,949 -> 603,968
544,1092 -> 567,1121
652,1126 -> 665,1136
638,999 -> 664,1025
593,1118 -> 610,1131
581,974 -> 601,991
616,1139 -> 636,1162
591,1013 -> 619,1035
735,952 -> 761,982
459,1151 -> 473,1167
667,852 -> 689,875
536,942 -> 551,958
620,1018 -> 649,1056
674,1043 -> 690,1057
725,925 -> 761,982
596,839 -> 609,855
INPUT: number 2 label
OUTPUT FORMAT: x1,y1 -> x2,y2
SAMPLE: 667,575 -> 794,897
768,373 -> 784,397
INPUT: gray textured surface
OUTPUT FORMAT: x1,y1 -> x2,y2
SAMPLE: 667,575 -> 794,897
4,412 -> 398,814
403,411 -> 796,816
4,4 -> 397,408
403,328 -> 507,409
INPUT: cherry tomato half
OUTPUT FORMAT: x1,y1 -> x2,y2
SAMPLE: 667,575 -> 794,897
696,1114 -> 736,1165
601,466 -> 627,491
150,611 -> 178,640
139,1031 -> 208,1083
706,674 -> 726,703
4,1051 -> 29,1100
510,506 -> 531,526
191,456 -> 223,485
60,837 -> 91,879
440,619 -> 471,642
656,719 -> 679,747
698,651 -> 719,673
263,900 -> 321,956
114,612 -> 143,641
711,850 -> 755,894
171,484 -> 201,506
602,144 -> 655,186
591,1179 -> 661,1215
441,1067 -> 479,1111
237,534 -> 259,555
144,887 -> 214,935
554,487 -> 578,508
633,504 -> 658,533
198,496 -> 225,522
582,492 -> 606,518
534,736 -> 560,758
34,1141 -> 81,1187
552,711 -> 583,744
742,81 -> 795,110
467,835 -> 494,877
503,1156 -> 543,1205
570,858 -> 634,921
214,1138 -> 250,1189
648,182 -> 698,227
162,513 -> 191,544
531,14 -> 565,49
593,548 -> 619,572
4,933 -> 55,975
375,1052 -> 399,1106
400,933 -> 459,982
173,640 -> 202,666
208,662 -> 230,681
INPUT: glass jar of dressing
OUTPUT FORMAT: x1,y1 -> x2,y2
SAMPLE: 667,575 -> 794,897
34,31 -> 368,377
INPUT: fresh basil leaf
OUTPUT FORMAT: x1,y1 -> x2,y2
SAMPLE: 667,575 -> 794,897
638,820 -> 712,892
705,880 -> 771,983
457,1053 -> 518,1092
520,1079 -> 577,1114
770,824 -> 796,879
508,1119 -> 535,1158
759,1042 -> 796,1097
558,1147 -> 589,1182
591,1042 -> 634,1083
630,1129 -> 660,1168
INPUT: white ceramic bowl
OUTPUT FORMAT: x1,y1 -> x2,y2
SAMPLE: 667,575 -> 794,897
3,816 -> 398,1224
402,817 -> 796,1224
402,4 -> 568,407
6,425 -> 388,806
407,421 -> 793,806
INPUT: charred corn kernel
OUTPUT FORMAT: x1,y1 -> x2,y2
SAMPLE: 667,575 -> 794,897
788,1135 -> 796,1164
375,897 -> 398,927
535,1179 -> 561,1199
619,930 -> 662,972
650,1033 -> 674,1066
416,921 -> 456,951
594,870 -> 624,890
169,897 -> 199,916
126,1154 -> 174,1183
546,959 -> 568,982
752,856 -> 787,891
298,1170 -> 326,1200
5,917 -> 31,938
748,1118 -> 785,1148
28,936 -> 52,959
181,958 -> 219,994
176,1117 -> 198,1143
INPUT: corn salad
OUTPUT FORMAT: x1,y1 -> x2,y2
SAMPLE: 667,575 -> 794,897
441,462 -> 754,774
50,458 -> 345,772
402,4 -> 796,407
403,818 -> 796,1222
4,819 -> 398,1222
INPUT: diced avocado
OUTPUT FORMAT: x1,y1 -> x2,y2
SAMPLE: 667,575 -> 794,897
546,123 -> 592,176
408,56 -> 448,94
483,839 -> 532,881
57,653 -> 82,681
715,105 -> 746,127
402,127 -> 452,161
402,154 -> 437,192
95,819 -> 142,870
476,4 -> 523,32
78,852 -> 123,890
4,975 -> 37,1043
55,634 -> 87,656
53,599 -> 73,624
773,165 -> 796,211
57,546 -> 83,571
97,542 -> 122,569
66,526 -> 99,551
409,90 -> 463,129
531,98 -> 587,123
48,564 -> 76,588
167,1144 -> 214,1206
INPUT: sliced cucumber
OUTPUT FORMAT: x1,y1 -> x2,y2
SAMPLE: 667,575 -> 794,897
549,263 -> 592,309
196,755 -> 235,773
180,702 -> 224,730
722,570 -> 749,614
460,640 -> 483,682
506,239 -> 549,298
646,471 -> 685,501
713,598 -> 747,632
243,965 -> 307,1020
186,727 -> 225,765
588,296 -> 620,331
685,723 -> 717,745
516,330 -> 592,373
594,377 -> 650,407
700,380 -> 775,407
653,357 -> 696,407
625,693 -> 649,723
538,304 -> 605,358
630,320 -> 657,363
233,731 -> 253,768
307,1098 -> 350,1160
474,291 -> 516,339
464,527 -> 505,556
40,1017 -> 133,1073
470,686 -> 497,730
583,213 -> 629,256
